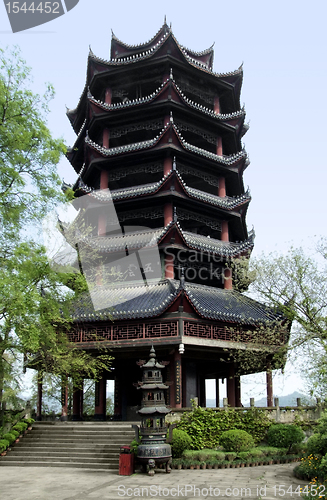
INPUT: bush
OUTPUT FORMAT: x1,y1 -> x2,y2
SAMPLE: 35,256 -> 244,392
220,429 -> 254,452
306,433 -> 327,457
294,454 -> 321,481
12,422 -> 28,433
11,430 -> 19,439
171,429 -> 192,458
267,424 -> 305,452
23,418 -> 35,426
2,433 -> 16,445
0,439 -> 10,452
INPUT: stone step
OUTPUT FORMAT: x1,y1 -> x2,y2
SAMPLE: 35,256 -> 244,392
0,422 -> 136,469
10,446 -> 119,457
17,435 -> 133,446
2,455 -> 118,464
8,449 -> 119,461
0,460 -> 117,469
12,440 -> 122,453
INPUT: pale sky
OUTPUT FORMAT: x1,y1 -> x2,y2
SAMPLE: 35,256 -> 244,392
1,0 -> 326,400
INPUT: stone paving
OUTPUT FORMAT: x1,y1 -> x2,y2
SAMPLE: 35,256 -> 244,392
0,464 -> 308,500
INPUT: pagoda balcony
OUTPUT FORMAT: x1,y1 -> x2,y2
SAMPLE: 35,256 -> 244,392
68,318 -> 285,349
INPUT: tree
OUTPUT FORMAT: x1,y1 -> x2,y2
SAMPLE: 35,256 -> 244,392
249,241 -> 327,396
0,46 -> 112,426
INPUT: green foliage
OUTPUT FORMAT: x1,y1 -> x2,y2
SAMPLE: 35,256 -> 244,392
12,422 -> 27,433
225,452 -> 237,461
250,243 -> 327,397
219,429 -> 254,452
130,439 -> 139,456
177,406 -> 270,449
23,418 -> 35,426
171,428 -> 192,458
11,430 -> 19,439
294,454 -> 321,481
307,434 -> 327,457
0,438 -> 10,451
2,432 -> 16,445
267,424 -> 304,452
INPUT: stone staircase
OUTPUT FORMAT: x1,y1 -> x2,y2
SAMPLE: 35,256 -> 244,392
0,421 -> 136,470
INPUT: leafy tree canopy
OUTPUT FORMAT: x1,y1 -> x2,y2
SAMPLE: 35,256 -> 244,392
0,46 -> 112,425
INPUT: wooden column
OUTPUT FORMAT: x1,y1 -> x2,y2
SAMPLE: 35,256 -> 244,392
235,375 -> 241,407
174,349 -> 182,409
216,136 -> 223,156
61,377 -> 69,421
105,88 -> 112,105
215,378 -> 220,408
164,156 -> 172,176
36,373 -> 42,421
114,374 -> 122,420
94,377 -> 106,421
218,177 -> 226,198
221,220 -> 229,242
266,361 -> 273,407
72,381 -> 83,421
227,364 -> 236,407
214,96 -> 220,114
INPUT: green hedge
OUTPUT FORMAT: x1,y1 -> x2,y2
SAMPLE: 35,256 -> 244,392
176,406 -> 270,449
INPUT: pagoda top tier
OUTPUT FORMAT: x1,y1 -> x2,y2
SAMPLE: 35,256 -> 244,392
111,21 -> 215,70
67,22 -> 243,128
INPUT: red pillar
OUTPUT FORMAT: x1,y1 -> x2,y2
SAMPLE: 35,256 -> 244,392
36,373 -> 42,421
72,381 -> 83,421
215,378 -> 220,408
114,375 -> 122,420
218,177 -> 226,198
61,378 -> 68,421
94,377 -> 106,420
174,349 -> 182,409
105,88 -> 112,105
235,376 -> 241,407
214,96 -> 220,114
221,220 -> 229,242
227,364 -> 236,407
164,157 -> 172,176
266,362 -> 273,407
216,136 -> 223,156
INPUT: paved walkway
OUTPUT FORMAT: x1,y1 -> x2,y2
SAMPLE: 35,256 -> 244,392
0,464 -> 307,500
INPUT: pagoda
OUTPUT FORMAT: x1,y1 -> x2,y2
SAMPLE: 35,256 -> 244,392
50,22 -> 289,421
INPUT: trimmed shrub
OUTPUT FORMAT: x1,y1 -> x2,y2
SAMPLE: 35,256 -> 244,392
248,448 -> 264,458
0,439 -> 10,452
220,429 -> 254,452
306,433 -> 327,456
12,422 -> 28,433
237,451 -> 250,461
225,452 -> 237,462
2,433 -> 16,445
267,424 -> 304,452
11,430 -> 20,439
171,429 -> 192,458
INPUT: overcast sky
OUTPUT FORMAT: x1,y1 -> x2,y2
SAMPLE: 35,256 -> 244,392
1,0 -> 326,400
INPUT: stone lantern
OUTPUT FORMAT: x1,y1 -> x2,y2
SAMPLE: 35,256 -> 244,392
135,346 -> 171,475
